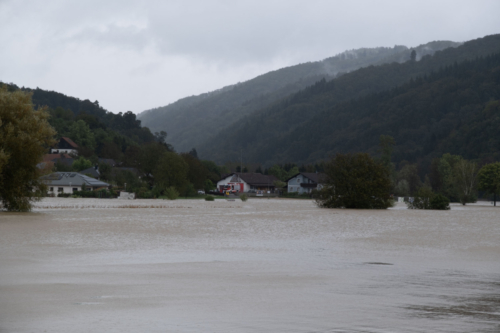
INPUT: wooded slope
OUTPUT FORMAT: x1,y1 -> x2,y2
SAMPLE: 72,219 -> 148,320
138,42 -> 459,152
198,34 -> 500,166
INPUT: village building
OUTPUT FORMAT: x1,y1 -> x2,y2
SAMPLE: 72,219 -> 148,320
80,166 -> 100,179
217,173 -> 279,193
50,137 -> 79,155
286,172 -> 326,194
40,172 -> 109,196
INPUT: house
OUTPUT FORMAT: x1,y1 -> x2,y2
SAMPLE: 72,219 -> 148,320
286,172 -> 326,194
40,172 -> 109,196
50,137 -> 78,155
217,173 -> 279,193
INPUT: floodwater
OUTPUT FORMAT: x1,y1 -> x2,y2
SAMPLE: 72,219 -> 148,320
0,198 -> 499,333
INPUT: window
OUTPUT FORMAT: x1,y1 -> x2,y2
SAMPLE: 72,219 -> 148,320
72,188 -> 78,193
58,188 -> 63,193
50,187 -> 53,192
297,178 -> 300,183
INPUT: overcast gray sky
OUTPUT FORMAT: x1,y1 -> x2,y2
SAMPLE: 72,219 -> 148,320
1,0 -> 499,114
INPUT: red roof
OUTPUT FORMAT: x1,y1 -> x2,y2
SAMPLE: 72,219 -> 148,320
42,153 -> 72,162
61,137 -> 78,148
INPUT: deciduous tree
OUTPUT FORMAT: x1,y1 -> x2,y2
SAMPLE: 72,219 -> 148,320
153,152 -> 188,193
478,162 -> 500,206
315,153 -> 392,209
0,86 -> 56,211
453,159 -> 478,205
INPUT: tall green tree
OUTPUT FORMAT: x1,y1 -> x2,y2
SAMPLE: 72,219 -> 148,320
453,159 -> 478,205
477,162 -> 500,206
0,86 -> 56,211
68,120 -> 96,150
181,153 -> 207,190
153,152 -> 188,193
137,142 -> 168,184
378,135 -> 395,171
315,153 -> 392,209
72,156 -> 93,172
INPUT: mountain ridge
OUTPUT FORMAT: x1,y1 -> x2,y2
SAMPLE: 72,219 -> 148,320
138,41 -> 460,152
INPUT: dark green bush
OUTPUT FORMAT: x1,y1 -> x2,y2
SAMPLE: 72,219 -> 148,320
239,193 -> 248,202
205,195 -> 215,201
407,187 -> 450,210
430,194 -> 450,210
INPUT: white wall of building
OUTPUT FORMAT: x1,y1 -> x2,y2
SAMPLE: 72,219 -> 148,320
50,148 -> 78,155
287,174 -> 320,194
47,185 -> 81,196
216,175 -> 250,192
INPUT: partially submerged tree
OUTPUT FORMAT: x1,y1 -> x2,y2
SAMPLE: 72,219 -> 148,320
407,186 -> 450,210
453,159 -> 478,205
0,86 -> 56,211
478,162 -> 500,206
315,153 -> 392,209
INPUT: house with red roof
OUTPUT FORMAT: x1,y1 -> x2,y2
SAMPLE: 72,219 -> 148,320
217,173 -> 278,193
50,137 -> 78,155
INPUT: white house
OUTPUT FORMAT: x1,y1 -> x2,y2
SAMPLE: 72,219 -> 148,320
50,137 -> 79,155
217,173 -> 279,193
40,172 -> 109,196
286,172 -> 326,194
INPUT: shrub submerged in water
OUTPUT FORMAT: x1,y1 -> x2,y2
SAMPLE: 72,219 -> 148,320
430,194 -> 450,210
205,195 -> 215,201
407,187 -> 450,210
239,193 -> 248,202
164,187 -> 179,200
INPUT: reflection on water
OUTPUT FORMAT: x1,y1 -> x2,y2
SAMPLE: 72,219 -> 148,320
0,198 -> 499,333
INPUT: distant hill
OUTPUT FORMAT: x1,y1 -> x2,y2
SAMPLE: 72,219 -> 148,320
138,41 -> 460,152
198,34 -> 500,167
0,82 -> 158,157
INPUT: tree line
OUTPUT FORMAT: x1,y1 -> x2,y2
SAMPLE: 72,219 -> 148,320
315,135 -> 500,209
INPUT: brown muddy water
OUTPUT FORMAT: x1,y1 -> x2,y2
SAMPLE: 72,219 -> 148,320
0,198 -> 499,332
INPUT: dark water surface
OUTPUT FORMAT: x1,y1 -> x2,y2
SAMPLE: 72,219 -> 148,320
0,199 -> 499,332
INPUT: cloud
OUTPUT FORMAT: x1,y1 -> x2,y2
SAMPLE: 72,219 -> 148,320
1,0 -> 499,113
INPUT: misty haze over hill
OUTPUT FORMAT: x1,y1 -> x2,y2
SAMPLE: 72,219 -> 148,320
137,40 -> 461,153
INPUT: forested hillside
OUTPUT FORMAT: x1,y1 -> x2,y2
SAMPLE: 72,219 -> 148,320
0,83 -> 159,158
138,41 -> 459,152
199,34 -> 500,166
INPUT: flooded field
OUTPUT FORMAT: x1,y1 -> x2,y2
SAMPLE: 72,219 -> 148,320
1,198 -> 499,332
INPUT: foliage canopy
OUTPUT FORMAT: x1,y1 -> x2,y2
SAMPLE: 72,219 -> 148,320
0,86 -> 56,211
315,153 -> 392,209
477,162 -> 500,206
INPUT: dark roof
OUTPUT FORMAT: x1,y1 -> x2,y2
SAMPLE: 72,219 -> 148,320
221,173 -> 279,186
286,172 -> 327,184
40,172 -> 109,187
98,158 -> 116,166
43,153 -> 72,162
80,167 -> 100,178
113,167 -> 140,176
53,158 -> 75,167
61,137 -> 78,148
